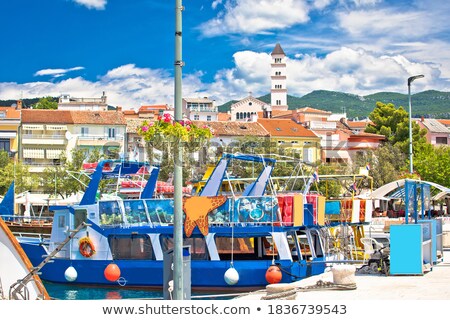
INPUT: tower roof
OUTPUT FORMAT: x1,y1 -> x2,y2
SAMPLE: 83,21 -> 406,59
271,43 -> 285,56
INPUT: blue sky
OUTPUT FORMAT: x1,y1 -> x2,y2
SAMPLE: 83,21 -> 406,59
0,0 -> 449,108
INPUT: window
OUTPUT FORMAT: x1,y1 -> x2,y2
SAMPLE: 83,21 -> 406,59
207,115 -> 212,121
99,201 -> 123,225
0,139 -> 10,152
81,127 -> 89,136
275,58 -> 282,63
108,128 -> 116,138
161,236 -> 208,260
436,137 -> 448,144
276,100 -> 281,105
215,236 -> 277,260
108,234 -> 154,260
123,200 -> 149,224
74,209 -> 87,229
194,115 -> 199,120
0,112 -> 5,118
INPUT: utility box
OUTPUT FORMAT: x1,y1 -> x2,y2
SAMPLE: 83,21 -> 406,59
163,245 -> 191,300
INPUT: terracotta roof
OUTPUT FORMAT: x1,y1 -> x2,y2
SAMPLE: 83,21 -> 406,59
217,112 -> 231,121
21,110 -> 72,124
0,107 -> 20,119
296,107 -> 332,115
348,132 -> 386,140
257,119 -> 318,138
256,110 -> 293,119
418,119 -> 449,133
21,110 -> 126,125
193,121 -> 269,137
70,111 -> 126,125
139,105 -> 171,112
346,120 -> 374,128
126,118 -> 146,133
437,119 -> 450,127
271,43 -> 285,56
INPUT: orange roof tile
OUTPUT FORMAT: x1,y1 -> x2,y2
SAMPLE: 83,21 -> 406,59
139,105 -> 170,112
438,119 -> 450,126
21,110 -> 126,125
0,107 -> 20,119
193,121 -> 269,137
217,112 -> 231,121
257,119 -> 318,138
71,110 -> 126,125
346,120 -> 374,128
296,107 -> 331,115
21,110 -> 72,123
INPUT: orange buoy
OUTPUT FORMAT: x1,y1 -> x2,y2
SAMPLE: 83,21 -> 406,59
265,265 -> 282,284
104,263 -> 121,282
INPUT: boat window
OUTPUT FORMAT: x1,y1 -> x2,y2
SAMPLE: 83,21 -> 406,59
123,200 -> 149,224
145,199 -> 174,225
58,215 -> 66,228
74,209 -> 87,229
215,236 -> 277,260
296,231 -> 312,258
108,234 -> 154,260
99,201 -> 123,225
161,236 -> 208,260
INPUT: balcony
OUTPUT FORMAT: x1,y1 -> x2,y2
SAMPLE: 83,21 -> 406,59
22,134 -> 66,145
189,106 -> 217,113
77,134 -> 124,146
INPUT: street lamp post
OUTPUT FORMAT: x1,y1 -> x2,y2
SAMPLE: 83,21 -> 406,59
407,74 -> 424,174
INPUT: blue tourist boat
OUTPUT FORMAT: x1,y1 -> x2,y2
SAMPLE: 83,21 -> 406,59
18,154 -> 327,291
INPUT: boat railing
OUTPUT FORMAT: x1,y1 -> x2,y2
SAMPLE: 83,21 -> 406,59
2,215 -> 53,224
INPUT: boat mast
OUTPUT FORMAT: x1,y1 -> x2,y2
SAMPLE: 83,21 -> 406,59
173,0 -> 184,300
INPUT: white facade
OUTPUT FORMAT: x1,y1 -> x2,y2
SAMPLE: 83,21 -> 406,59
183,97 -> 218,121
271,44 -> 288,111
230,96 -> 270,121
58,93 -> 108,111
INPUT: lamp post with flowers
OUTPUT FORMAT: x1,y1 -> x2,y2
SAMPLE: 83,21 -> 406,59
137,113 -> 212,298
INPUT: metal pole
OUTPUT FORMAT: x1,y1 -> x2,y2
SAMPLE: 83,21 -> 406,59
408,82 -> 413,174
407,74 -> 424,174
173,0 -> 184,300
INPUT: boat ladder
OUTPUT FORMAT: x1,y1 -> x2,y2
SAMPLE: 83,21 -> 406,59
8,222 -> 89,300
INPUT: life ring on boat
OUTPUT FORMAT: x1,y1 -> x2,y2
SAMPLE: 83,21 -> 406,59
79,237 -> 96,258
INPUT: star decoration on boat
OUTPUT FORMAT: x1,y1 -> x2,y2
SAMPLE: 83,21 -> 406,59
182,195 -> 227,237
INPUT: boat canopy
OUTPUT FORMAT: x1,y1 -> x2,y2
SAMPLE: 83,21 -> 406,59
369,179 -> 450,201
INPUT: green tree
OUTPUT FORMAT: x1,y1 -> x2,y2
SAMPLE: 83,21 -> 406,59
41,148 -> 92,198
370,144 -> 407,188
414,144 -> 450,187
0,150 -> 10,168
365,102 -> 427,154
0,161 -> 38,195
33,96 -> 58,109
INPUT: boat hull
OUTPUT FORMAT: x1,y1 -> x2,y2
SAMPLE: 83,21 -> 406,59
20,242 -> 325,290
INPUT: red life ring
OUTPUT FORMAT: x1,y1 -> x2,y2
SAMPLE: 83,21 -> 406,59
79,237 -> 96,258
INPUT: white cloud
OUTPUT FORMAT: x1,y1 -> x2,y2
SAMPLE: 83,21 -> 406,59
73,0 -> 107,10
211,0 -> 223,10
351,0 -> 381,6
206,47 -> 445,103
34,66 -> 85,77
337,8 -> 435,39
312,0 -> 333,10
198,0 -> 310,37
2,47 -> 449,110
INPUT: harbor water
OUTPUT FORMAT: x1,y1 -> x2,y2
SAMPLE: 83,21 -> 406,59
44,282 -> 163,300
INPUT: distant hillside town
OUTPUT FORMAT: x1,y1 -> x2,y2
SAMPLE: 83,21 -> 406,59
1,44 -> 449,174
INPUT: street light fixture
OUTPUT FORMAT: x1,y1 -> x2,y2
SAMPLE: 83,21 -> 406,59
407,74 -> 424,174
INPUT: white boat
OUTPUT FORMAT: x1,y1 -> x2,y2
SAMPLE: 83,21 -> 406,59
0,216 -> 50,300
